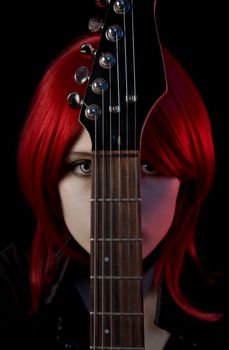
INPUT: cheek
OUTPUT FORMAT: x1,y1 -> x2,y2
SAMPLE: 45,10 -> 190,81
141,177 -> 180,258
58,176 -> 91,253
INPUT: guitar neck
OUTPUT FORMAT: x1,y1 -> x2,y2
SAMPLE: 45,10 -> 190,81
90,151 -> 144,349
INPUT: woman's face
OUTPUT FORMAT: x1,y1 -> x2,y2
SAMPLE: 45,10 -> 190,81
58,128 -> 180,258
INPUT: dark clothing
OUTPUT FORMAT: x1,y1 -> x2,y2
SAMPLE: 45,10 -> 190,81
0,242 -> 224,349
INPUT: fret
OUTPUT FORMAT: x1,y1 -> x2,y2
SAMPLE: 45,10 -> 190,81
91,198 -> 141,202
91,238 -> 142,241
91,151 -> 138,158
90,312 -> 143,316
90,347 -> 144,349
90,276 -> 143,280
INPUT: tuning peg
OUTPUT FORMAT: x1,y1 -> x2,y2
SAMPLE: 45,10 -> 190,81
80,43 -> 96,56
113,0 -> 130,14
85,104 -> 101,120
99,52 -> 116,69
92,78 -> 108,94
88,17 -> 103,32
74,66 -> 89,85
67,92 -> 83,109
95,0 -> 110,8
106,25 -> 123,42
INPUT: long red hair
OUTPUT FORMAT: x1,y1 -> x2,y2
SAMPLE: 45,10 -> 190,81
18,33 -> 220,319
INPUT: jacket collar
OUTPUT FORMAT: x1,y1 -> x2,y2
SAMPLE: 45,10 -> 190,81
44,251 -> 222,349
44,256 -> 192,333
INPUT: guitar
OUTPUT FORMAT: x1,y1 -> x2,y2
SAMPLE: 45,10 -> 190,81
73,0 -> 167,348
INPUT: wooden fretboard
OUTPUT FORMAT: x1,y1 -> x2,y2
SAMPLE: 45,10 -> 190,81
90,151 -> 144,350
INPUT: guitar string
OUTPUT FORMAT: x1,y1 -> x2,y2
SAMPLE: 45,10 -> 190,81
123,7 -> 131,347
115,34 -> 122,349
93,82 -> 98,350
109,66 -> 113,349
131,0 -> 142,344
101,89 -> 105,349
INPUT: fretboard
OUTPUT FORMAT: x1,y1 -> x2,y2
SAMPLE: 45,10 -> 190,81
90,151 -> 144,350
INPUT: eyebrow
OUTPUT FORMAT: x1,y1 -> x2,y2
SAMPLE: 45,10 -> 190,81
69,151 -> 91,157
67,151 -> 92,158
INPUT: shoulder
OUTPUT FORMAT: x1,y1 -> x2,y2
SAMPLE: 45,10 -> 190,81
0,242 -> 31,321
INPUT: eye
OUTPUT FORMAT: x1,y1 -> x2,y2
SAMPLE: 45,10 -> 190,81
71,160 -> 92,176
141,160 -> 159,175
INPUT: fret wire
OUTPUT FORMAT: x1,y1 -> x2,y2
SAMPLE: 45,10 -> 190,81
90,347 -> 144,350
90,312 -> 143,316
90,238 -> 142,241
91,198 -> 141,202
90,276 -> 143,279
92,153 -> 138,158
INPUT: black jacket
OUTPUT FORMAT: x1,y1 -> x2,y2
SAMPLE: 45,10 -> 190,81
0,242 -> 224,349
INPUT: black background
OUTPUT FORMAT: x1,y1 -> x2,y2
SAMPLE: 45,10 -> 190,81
1,0 -> 226,270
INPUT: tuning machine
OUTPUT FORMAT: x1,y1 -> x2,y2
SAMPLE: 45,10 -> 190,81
99,52 -> 116,69
67,92 -> 83,109
88,17 -> 103,32
80,43 -> 96,56
74,66 -> 90,85
91,78 -> 108,94
106,25 -> 123,42
85,104 -> 101,120
113,0 -> 130,14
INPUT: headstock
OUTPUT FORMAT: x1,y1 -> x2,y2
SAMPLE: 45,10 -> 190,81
69,0 -> 167,151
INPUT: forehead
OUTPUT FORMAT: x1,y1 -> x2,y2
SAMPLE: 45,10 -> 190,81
71,128 -> 92,153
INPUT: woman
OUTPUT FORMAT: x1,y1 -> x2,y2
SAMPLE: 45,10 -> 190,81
0,33 -> 224,349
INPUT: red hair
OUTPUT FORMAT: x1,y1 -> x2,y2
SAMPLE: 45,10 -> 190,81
18,33 -> 220,319
141,48 -> 220,321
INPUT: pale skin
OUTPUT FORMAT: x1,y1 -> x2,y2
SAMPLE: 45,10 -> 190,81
58,128 -> 180,350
